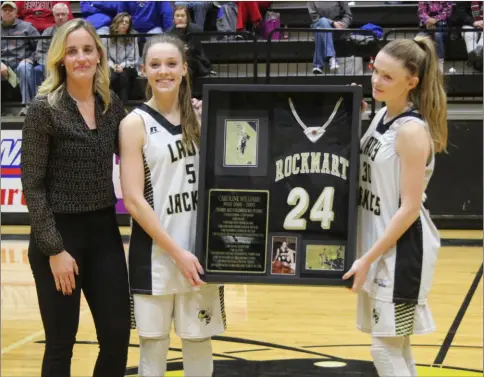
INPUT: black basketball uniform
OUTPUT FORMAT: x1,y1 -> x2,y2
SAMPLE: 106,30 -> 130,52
269,93 -> 353,239
275,248 -> 292,263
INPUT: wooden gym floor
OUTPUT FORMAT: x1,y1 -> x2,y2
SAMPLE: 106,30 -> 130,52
1,226 -> 482,377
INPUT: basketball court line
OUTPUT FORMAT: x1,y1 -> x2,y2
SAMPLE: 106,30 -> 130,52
304,344 -> 482,350
432,263 -> 483,367
0,307 -> 91,355
1,328 -> 45,355
211,335 -> 347,361
2,225 -> 481,237
1,230 -> 481,373
2,233 -> 483,247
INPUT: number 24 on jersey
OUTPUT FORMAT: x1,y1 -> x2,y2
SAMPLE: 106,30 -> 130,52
283,186 -> 335,230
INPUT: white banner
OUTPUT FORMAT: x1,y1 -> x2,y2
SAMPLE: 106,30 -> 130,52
1,130 -> 26,213
1,129 -> 127,215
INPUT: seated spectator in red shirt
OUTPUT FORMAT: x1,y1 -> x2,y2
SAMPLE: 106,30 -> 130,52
15,1 -> 72,33
1,1 -> 39,115
34,3 -> 69,89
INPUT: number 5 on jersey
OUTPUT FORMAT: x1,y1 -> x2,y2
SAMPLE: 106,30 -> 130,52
284,187 -> 335,230
186,163 -> 196,183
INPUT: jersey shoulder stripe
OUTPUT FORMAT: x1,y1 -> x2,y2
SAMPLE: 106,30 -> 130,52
137,103 -> 182,136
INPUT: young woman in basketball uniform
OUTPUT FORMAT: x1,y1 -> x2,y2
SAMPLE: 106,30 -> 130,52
118,34 -> 225,377
272,241 -> 296,274
343,35 -> 447,376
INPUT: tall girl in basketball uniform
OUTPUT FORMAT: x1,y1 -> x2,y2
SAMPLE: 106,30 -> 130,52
118,34 -> 225,377
343,35 -> 447,376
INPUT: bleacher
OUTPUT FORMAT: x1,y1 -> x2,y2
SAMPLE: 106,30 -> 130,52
2,0 -> 482,117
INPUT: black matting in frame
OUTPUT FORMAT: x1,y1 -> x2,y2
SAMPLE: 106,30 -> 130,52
196,84 -> 362,286
214,110 -> 269,177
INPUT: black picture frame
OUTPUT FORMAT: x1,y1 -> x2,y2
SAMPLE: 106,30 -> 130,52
196,84 -> 362,286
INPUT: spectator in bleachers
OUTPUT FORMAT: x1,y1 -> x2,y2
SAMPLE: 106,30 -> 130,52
418,1 -> 453,72
34,3 -> 70,89
15,1 -> 72,33
104,12 -> 139,106
214,1 -> 238,38
1,1 -> 39,115
308,1 -> 352,74
118,1 -> 173,35
167,4 -> 213,94
455,1 -> 483,71
80,1 -> 119,35
174,1 -> 213,30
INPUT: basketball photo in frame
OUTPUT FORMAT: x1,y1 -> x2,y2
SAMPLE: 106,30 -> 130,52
305,244 -> 345,271
223,119 -> 259,167
271,236 -> 297,275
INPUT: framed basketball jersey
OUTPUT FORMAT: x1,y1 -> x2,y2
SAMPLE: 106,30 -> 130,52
196,85 -> 362,286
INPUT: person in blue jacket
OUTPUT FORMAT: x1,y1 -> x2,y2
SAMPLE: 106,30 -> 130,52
118,1 -> 173,34
80,1 -> 119,35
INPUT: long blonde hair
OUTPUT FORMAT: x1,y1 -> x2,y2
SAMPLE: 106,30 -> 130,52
142,34 -> 200,149
381,35 -> 448,153
37,18 -> 111,113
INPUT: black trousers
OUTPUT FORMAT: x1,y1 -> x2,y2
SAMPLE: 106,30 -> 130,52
28,206 -> 131,377
110,67 -> 137,105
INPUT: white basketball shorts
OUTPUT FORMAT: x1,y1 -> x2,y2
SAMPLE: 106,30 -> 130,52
133,284 -> 227,339
357,291 -> 436,337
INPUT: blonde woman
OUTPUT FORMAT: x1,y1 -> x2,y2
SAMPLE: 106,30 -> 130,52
343,35 -> 447,376
20,19 -> 131,376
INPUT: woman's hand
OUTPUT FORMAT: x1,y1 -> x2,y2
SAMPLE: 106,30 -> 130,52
342,258 -> 371,293
191,98 -> 202,119
174,250 -> 206,287
49,251 -> 79,295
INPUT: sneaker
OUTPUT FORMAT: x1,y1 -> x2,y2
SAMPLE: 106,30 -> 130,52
468,46 -> 481,62
329,57 -> 339,71
469,45 -> 483,72
312,66 -> 323,75
439,59 -> 444,72
18,106 -> 28,116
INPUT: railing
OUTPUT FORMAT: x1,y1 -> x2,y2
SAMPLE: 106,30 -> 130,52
265,27 -> 381,118
184,31 -> 259,81
382,27 -> 483,103
2,30 -> 259,81
383,27 -> 482,74
265,27 -> 381,79
2,27 -> 482,107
